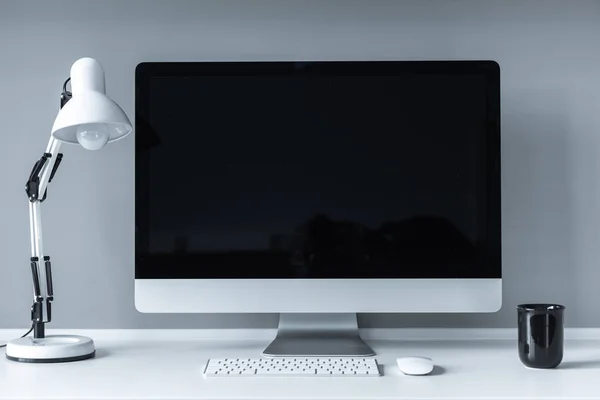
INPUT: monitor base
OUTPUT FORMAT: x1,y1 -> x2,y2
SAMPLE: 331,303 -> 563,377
263,313 -> 375,357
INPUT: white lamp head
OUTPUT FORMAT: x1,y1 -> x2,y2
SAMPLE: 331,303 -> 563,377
51,58 -> 132,150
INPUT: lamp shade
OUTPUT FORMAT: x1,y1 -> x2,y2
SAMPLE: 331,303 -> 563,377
51,58 -> 132,149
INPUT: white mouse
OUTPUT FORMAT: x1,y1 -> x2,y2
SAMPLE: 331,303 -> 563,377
396,356 -> 434,375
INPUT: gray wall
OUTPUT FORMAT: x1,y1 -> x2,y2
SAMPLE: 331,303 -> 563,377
1,0 -> 599,329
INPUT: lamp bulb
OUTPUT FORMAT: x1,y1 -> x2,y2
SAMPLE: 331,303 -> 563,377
76,124 -> 109,150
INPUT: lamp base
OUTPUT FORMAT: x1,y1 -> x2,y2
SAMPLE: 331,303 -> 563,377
5,335 -> 95,363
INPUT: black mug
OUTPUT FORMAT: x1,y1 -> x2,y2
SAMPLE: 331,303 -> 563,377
517,304 -> 565,368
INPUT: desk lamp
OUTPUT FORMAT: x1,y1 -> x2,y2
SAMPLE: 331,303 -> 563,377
5,58 -> 132,363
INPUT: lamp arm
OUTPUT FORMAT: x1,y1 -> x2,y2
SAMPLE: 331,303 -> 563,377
25,136 -> 63,338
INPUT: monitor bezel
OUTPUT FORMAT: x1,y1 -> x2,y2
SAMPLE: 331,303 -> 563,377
134,60 -> 501,281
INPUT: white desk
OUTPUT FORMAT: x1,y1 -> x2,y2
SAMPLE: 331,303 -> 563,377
1,329 -> 600,399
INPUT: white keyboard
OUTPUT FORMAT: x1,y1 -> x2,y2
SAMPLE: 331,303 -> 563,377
204,357 -> 380,377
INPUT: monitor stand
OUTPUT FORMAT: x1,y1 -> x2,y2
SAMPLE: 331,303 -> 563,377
262,313 -> 375,357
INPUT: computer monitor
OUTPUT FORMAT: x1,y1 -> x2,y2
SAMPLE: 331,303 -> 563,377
135,61 -> 501,356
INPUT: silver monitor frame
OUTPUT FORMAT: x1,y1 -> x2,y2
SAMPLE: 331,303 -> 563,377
135,279 -> 501,314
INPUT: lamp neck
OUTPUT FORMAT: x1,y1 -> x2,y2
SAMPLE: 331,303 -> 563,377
70,58 -> 106,95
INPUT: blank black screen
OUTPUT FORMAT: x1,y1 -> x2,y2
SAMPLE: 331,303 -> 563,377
135,61 -> 500,279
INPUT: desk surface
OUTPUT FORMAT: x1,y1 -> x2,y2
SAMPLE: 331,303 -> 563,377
1,329 -> 600,400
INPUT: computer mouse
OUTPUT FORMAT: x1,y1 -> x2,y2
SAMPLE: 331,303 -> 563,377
396,356 -> 434,376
